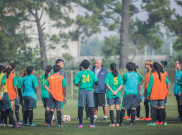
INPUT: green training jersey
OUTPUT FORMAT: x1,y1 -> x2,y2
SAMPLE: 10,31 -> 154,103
40,75 -> 49,98
74,70 -> 97,91
105,73 -> 123,99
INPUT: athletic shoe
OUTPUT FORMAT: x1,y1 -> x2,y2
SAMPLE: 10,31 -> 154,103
94,118 -> 97,121
109,123 -> 115,127
156,121 -> 163,125
115,123 -> 120,127
0,123 -> 6,127
86,117 -> 90,120
147,123 -> 156,126
47,124 -> 51,127
78,124 -> 83,128
30,123 -> 36,127
163,122 -> 167,126
135,116 -> 138,119
89,124 -> 96,128
130,122 -> 134,126
8,124 -> 13,127
12,123 -> 22,128
51,121 -> 54,126
101,118 -> 108,121
45,123 -> 48,126
176,116 -> 180,120
123,116 -> 130,120
17,121 -> 22,125
120,123 -> 124,126
24,123 -> 30,126
135,118 -> 140,120
140,117 -> 146,120
58,124 -> 63,127
146,117 -> 152,121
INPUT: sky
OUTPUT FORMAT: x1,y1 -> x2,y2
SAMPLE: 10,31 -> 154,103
77,0 -> 182,40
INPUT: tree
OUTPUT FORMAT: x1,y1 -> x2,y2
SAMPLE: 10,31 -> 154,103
0,0 -> 30,64
120,0 -> 131,68
23,0 -> 75,68
166,0 -> 182,57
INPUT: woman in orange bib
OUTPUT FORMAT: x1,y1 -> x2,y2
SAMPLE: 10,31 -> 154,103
147,62 -> 170,126
6,64 -> 18,111
140,60 -> 153,121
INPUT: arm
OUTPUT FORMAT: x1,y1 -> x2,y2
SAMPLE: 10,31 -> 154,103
147,75 -> 153,98
13,76 -> 18,98
62,78 -> 67,103
63,87 -> 66,103
106,84 -> 114,93
33,77 -> 38,95
0,84 -> 4,98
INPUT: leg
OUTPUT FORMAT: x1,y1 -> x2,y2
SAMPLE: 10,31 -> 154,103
88,107 -> 94,125
120,108 -> 125,125
78,107 -> 84,125
144,99 -> 149,118
127,108 -> 131,117
28,109 -> 33,125
57,110 -> 62,125
109,105 -> 114,124
116,104 -> 120,124
15,105 -> 20,122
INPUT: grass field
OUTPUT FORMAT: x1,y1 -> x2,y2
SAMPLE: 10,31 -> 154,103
0,96 -> 182,135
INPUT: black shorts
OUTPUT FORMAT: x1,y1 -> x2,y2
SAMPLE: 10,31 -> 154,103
175,95 -> 180,101
122,94 -> 137,109
42,98 -> 49,108
0,92 -> 11,110
23,96 -> 35,109
94,93 -> 107,108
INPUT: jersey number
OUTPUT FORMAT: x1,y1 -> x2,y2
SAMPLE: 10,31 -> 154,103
114,77 -> 118,85
82,75 -> 90,83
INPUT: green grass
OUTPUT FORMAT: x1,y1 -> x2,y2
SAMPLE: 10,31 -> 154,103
1,96 -> 182,135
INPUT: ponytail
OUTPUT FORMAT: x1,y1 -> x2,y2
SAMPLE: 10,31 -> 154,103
6,64 -> 15,78
110,63 -> 118,77
45,65 -> 52,79
153,62 -> 162,81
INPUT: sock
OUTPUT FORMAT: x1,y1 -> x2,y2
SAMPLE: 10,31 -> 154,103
1,111 -> 5,123
179,105 -> 182,120
4,110 -> 8,125
110,110 -> 114,124
178,105 -> 180,117
160,108 -> 166,123
85,104 -> 89,119
52,114 -> 55,121
15,105 -> 20,122
116,110 -> 120,124
28,110 -> 33,125
57,111 -> 61,125
23,110 -> 28,124
89,107 -> 94,125
49,111 -> 53,124
164,108 -> 166,122
0,110 -> 2,124
136,106 -> 141,118
144,101 -> 149,118
156,109 -> 161,122
151,107 -> 157,123
127,108 -> 131,117
131,109 -> 135,123
120,109 -> 125,124
9,110 -> 15,125
45,110 -> 50,124
94,115 -> 97,119
78,107 -> 84,125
